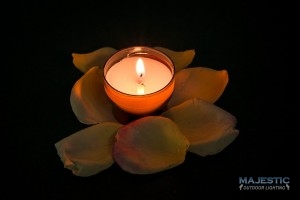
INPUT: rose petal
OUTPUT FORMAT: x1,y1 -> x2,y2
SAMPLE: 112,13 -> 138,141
72,46 -> 195,74
167,67 -> 229,108
70,66 -> 117,125
153,46 -> 195,72
72,47 -> 117,73
162,98 -> 239,156
55,122 -> 123,177
113,116 -> 189,174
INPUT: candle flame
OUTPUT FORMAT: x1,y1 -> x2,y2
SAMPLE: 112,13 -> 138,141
136,58 -> 145,94
136,58 -> 145,78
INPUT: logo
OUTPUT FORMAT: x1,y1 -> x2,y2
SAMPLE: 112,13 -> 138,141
239,177 -> 290,190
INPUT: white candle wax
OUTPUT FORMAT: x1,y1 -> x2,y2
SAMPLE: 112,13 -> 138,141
105,57 -> 172,95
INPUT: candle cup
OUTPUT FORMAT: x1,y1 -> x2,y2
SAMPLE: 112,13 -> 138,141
103,46 -> 175,116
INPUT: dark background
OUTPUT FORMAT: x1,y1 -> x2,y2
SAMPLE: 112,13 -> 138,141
7,0 -> 294,199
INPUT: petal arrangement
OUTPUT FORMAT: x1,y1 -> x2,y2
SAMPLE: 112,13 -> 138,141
55,47 -> 239,177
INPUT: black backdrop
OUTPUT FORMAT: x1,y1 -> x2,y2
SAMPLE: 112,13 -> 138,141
7,1 -> 294,199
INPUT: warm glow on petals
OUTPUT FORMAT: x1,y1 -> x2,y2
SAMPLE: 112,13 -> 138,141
113,116 -> 189,174
70,66 -> 117,125
167,67 -> 229,108
153,46 -> 195,72
54,122 -> 123,177
162,98 -> 239,156
72,47 -> 117,73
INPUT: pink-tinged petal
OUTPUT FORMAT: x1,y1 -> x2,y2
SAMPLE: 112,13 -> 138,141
72,47 -> 117,73
55,122 -> 123,177
162,98 -> 239,156
113,116 -> 189,174
167,67 -> 229,108
153,46 -> 195,72
70,66 -> 117,125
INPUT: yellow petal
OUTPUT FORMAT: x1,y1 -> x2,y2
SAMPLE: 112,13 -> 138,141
55,122 -> 123,177
162,98 -> 239,156
113,116 -> 189,174
72,47 -> 117,73
154,46 -> 195,72
70,66 -> 118,124
167,67 -> 229,108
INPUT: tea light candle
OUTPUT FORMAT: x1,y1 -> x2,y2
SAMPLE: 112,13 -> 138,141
103,46 -> 175,116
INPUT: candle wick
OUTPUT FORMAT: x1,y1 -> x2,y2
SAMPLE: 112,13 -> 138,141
138,73 -> 144,85
138,79 -> 144,86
